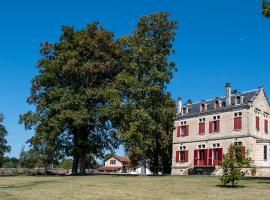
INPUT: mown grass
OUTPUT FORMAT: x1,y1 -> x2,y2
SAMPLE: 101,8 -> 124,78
0,175 -> 269,200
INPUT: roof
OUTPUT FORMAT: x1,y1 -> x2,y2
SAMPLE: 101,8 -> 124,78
104,155 -> 131,163
97,166 -> 121,172
114,156 -> 130,163
177,89 -> 260,120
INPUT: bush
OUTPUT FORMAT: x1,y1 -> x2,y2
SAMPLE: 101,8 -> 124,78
220,144 -> 253,187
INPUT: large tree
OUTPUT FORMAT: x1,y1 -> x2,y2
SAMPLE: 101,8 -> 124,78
116,12 -> 177,175
20,22 -> 122,175
262,1 -> 270,17
0,114 -> 11,167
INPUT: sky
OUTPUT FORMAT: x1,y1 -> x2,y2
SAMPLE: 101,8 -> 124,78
0,0 -> 270,158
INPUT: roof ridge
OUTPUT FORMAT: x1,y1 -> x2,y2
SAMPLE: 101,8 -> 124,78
184,88 -> 258,106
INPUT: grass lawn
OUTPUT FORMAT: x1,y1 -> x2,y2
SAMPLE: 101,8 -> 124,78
0,175 -> 270,200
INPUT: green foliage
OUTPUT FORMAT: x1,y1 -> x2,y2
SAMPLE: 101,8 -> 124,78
220,144 -> 254,187
57,159 -> 73,169
262,1 -> 270,17
2,157 -> 19,168
0,114 -> 11,167
20,22 -> 123,175
116,12 -> 177,175
18,146 -> 45,168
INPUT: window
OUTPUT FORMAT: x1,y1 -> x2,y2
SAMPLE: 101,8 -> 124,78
200,103 -> 206,112
264,145 -> 268,161
234,112 -> 242,130
181,126 -> 186,136
199,118 -> 206,134
110,160 -> 116,165
176,147 -> 188,163
209,116 -> 220,133
177,125 -> 189,137
214,100 -> 219,109
183,107 -> 187,114
236,96 -> 241,105
256,116 -> 260,131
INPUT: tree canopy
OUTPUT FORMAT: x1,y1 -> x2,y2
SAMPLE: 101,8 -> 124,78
0,114 -> 10,167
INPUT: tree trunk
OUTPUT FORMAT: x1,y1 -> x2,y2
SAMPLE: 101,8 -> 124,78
141,152 -> 147,175
72,133 -> 79,176
72,153 -> 79,176
79,152 -> 86,176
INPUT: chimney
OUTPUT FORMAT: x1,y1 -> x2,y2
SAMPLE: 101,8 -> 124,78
258,85 -> 263,91
225,83 -> 231,106
177,97 -> 182,114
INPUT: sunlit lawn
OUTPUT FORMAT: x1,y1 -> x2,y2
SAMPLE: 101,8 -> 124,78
0,175 -> 270,200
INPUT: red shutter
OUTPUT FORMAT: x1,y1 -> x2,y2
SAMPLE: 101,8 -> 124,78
218,148 -> 223,165
199,123 -> 205,134
241,146 -> 246,160
234,118 -> 237,130
203,149 -> 208,165
177,127 -> 181,137
185,150 -> 189,162
265,119 -> 268,133
256,116 -> 260,131
176,151 -> 179,162
238,117 -> 242,129
194,150 -> 198,166
216,120 -> 220,133
185,125 -> 189,136
209,121 -> 213,133
208,149 -> 213,166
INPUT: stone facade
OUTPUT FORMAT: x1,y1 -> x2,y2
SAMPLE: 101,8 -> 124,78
172,83 -> 270,176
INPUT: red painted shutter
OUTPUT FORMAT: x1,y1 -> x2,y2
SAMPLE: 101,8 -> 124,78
194,150 -> 198,166
216,120 -> 220,133
177,127 -> 181,137
238,117 -> 242,129
204,149 -> 208,165
185,150 -> 189,162
256,116 -> 260,131
208,149 -> 212,166
199,123 -> 202,134
176,151 -> 179,162
265,119 -> 268,133
234,118 -> 237,130
185,125 -> 189,136
218,148 -> 223,165
209,121 -> 213,133
241,146 -> 246,160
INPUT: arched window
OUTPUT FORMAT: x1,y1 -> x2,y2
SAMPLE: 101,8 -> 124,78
214,100 -> 219,109
236,96 -> 241,105
183,107 -> 187,114
200,103 -> 205,112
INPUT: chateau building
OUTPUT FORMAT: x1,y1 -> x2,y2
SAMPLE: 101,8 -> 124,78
172,83 -> 270,176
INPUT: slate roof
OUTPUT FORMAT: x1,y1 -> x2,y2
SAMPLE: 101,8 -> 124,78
177,89 -> 260,119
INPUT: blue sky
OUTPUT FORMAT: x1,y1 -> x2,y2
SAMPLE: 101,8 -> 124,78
0,0 -> 269,157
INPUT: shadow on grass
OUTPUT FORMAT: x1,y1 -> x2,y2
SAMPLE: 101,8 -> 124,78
0,180 -> 57,189
216,184 -> 247,189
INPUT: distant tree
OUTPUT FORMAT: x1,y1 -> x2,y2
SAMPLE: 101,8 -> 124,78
0,114 -> 11,167
2,157 -> 19,168
116,12 -> 177,175
103,152 -> 116,162
57,159 -> 73,169
20,22 -> 122,175
262,1 -> 270,17
18,146 -> 45,168
220,144 -> 253,187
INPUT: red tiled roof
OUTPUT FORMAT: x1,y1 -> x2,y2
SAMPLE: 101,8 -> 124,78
115,156 -> 130,163
97,166 -> 121,172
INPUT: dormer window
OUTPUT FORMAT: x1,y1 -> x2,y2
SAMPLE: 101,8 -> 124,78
214,100 -> 220,109
200,103 -> 206,112
236,96 -> 241,105
182,107 -> 187,114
